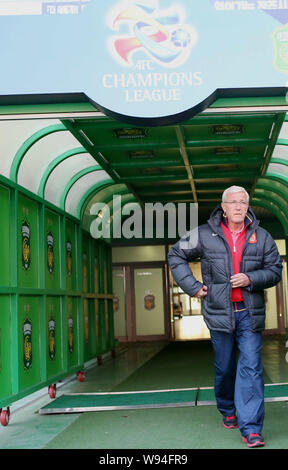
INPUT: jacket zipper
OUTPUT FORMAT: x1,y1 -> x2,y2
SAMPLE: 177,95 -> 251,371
239,222 -> 259,332
210,228 -> 235,331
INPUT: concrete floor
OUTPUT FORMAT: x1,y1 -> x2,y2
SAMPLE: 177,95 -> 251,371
0,336 -> 288,450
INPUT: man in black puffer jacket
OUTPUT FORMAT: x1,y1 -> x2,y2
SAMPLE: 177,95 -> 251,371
168,186 -> 282,448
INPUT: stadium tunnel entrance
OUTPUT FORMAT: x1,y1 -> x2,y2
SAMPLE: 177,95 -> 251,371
0,89 -> 288,424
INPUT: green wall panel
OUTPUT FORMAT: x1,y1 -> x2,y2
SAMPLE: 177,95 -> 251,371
67,296 -> 80,370
94,299 -> 100,353
94,243 -> 99,294
45,209 -> 60,290
97,299 -> 107,352
82,235 -> 91,293
0,296 -> 12,400
18,296 -> 41,391
0,180 -> 115,411
105,299 -> 110,349
66,220 -> 77,292
84,298 -> 97,362
46,296 -> 63,380
0,186 -> 10,286
104,246 -> 113,349
18,195 -> 39,288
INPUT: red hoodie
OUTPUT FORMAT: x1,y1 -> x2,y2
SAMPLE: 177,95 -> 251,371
221,218 -> 250,302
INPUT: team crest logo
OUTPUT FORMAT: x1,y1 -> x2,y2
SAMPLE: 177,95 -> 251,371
66,240 -> 72,277
21,221 -> 31,271
249,232 -> 257,244
113,296 -> 119,312
23,318 -> 32,369
272,24 -> 288,73
144,293 -> 155,310
108,0 -> 198,67
68,315 -> 74,353
48,317 -> 56,360
47,232 -> 54,273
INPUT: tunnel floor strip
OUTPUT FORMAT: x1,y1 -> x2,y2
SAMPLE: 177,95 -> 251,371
39,388 -> 198,414
39,383 -> 288,415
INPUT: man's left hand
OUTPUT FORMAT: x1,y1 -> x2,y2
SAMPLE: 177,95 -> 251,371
230,273 -> 251,288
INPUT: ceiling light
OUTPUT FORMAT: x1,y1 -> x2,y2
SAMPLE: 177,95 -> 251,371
114,128 -> 147,139
212,124 -> 243,135
129,150 -> 155,159
214,146 -> 241,155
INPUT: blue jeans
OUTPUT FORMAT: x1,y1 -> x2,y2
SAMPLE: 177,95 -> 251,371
210,302 -> 264,436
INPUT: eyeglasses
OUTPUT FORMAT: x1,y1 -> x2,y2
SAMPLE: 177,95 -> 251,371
224,201 -> 248,207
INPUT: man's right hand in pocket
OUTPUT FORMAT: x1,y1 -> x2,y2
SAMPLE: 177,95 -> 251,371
195,285 -> 208,298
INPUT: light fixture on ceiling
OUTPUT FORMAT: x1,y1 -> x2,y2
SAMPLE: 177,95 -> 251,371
113,128 -> 147,139
214,146 -> 241,155
129,150 -> 155,159
212,124 -> 243,135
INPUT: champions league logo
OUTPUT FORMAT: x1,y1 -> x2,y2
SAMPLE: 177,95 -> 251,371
107,0 -> 198,68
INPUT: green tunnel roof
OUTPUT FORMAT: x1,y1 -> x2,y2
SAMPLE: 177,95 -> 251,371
0,91 -> 287,240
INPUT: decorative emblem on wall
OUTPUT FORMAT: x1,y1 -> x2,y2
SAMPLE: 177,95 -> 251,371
48,317 -> 56,360
23,318 -> 32,369
68,315 -> 74,353
21,221 -> 31,271
47,231 -> 54,273
144,292 -> 155,310
113,296 -> 120,312
66,240 -> 72,277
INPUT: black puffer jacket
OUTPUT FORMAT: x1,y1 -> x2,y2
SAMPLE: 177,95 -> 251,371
168,205 -> 283,332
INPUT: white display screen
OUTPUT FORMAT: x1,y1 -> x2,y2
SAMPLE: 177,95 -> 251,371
1,0 -> 288,123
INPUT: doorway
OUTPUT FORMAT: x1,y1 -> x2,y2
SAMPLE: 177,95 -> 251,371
263,256 -> 287,335
169,261 -> 210,341
112,263 -> 170,342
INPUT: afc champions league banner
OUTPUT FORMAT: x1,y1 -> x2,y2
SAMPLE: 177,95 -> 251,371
1,0 -> 288,122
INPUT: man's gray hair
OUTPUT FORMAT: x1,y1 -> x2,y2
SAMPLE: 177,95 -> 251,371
222,186 -> 249,203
